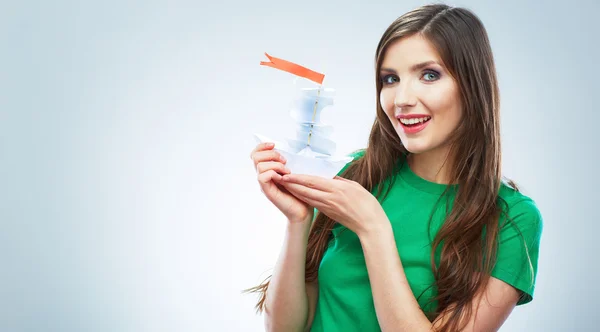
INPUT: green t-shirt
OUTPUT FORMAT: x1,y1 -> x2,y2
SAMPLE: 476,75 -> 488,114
310,150 -> 543,332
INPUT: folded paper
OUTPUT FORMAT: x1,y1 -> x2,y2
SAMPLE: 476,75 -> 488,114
255,53 -> 354,178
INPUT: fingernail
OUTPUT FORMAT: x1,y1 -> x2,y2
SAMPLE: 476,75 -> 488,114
280,155 -> 286,162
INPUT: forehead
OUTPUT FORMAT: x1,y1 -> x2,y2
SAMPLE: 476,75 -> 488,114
381,34 -> 442,69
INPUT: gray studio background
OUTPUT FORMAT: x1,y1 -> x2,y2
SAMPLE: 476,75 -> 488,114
2,0 -> 598,331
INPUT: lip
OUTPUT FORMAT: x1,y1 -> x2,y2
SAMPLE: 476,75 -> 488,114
396,113 -> 431,119
396,114 -> 431,134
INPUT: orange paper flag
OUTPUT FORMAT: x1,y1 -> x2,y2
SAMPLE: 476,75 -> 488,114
260,53 -> 325,85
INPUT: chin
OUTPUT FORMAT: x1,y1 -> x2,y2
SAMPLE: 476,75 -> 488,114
404,146 -> 429,154
400,139 -> 432,154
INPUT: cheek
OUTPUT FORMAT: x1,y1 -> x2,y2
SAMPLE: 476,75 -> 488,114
379,89 -> 395,114
423,84 -> 461,120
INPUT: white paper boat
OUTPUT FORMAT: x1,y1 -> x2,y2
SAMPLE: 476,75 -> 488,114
255,59 -> 352,178
254,133 -> 354,179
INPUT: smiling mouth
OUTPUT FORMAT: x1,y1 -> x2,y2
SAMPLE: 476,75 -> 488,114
398,116 -> 431,127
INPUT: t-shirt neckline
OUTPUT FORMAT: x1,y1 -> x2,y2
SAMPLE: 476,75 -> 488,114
397,159 -> 457,195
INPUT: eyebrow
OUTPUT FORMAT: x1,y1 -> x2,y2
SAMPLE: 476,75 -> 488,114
380,60 -> 440,73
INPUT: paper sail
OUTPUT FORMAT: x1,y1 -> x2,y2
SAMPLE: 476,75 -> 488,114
255,53 -> 354,178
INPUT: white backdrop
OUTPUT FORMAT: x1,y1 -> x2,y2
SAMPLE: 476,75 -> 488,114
1,0 -> 598,331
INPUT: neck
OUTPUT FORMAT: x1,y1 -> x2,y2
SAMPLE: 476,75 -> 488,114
407,145 -> 456,185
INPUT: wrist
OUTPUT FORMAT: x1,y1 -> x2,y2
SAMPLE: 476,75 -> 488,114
286,216 -> 312,236
357,214 -> 393,242
287,209 -> 314,225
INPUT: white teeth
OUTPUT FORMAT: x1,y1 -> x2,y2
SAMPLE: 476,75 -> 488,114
399,116 -> 430,125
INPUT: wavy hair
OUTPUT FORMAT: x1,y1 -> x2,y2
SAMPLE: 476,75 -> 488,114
246,4 -> 516,331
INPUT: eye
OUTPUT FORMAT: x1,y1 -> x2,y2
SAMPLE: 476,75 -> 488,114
422,70 -> 440,81
381,74 -> 399,85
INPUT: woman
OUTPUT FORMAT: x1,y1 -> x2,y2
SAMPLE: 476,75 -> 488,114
247,4 -> 543,331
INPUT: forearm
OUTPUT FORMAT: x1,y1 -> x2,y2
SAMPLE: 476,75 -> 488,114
264,220 -> 312,332
359,222 -> 433,332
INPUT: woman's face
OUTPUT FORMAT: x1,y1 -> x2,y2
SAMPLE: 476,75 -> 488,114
379,34 -> 463,155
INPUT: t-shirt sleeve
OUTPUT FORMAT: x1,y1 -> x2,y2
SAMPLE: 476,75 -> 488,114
490,198 -> 543,305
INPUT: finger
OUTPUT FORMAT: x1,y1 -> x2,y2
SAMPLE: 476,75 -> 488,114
282,174 -> 332,192
250,142 -> 275,160
294,194 -> 321,210
252,150 -> 286,167
257,169 -> 282,184
256,161 -> 290,175
280,181 -> 328,202
280,185 -> 323,211
334,176 -> 355,183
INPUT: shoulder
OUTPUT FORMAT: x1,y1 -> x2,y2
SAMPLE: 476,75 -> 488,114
348,148 -> 366,159
337,148 -> 367,176
497,182 -> 543,236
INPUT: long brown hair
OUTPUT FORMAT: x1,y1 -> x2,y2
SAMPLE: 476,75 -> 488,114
246,4 -> 513,331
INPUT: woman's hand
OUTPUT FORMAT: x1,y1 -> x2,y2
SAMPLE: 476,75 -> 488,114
277,174 -> 388,237
250,143 -> 314,224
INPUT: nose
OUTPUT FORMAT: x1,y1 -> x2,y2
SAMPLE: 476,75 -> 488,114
393,82 -> 417,109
